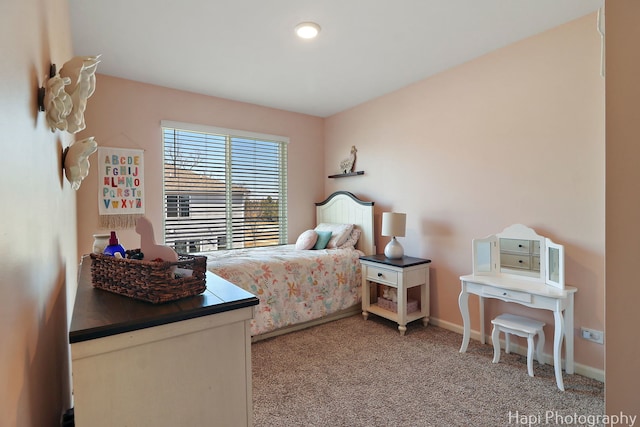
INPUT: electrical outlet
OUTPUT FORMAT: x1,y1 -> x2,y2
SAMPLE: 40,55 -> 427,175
581,327 -> 604,344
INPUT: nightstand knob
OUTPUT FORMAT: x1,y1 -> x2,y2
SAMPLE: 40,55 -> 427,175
377,272 -> 383,277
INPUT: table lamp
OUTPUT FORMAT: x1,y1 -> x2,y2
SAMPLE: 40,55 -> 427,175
381,212 -> 406,259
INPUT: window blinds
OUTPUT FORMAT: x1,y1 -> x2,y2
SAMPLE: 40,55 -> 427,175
162,123 -> 288,252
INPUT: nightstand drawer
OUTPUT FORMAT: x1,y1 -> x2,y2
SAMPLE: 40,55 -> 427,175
366,265 -> 398,286
482,286 -> 532,303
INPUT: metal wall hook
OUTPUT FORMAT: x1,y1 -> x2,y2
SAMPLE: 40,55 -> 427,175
37,64 -> 57,111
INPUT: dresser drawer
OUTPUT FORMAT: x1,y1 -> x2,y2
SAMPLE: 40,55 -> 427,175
366,265 -> 398,286
500,253 -> 532,270
482,286 -> 532,303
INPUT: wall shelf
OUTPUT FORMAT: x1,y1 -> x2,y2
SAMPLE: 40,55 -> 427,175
328,171 -> 365,178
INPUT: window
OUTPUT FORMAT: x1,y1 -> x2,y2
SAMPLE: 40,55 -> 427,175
166,195 -> 190,218
162,121 -> 288,252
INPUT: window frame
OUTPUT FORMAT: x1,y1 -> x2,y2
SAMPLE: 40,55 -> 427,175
161,120 -> 288,252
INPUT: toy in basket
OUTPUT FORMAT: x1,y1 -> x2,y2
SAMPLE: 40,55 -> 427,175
90,217 -> 206,304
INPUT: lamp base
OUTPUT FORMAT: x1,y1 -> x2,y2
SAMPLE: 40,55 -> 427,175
384,237 -> 404,259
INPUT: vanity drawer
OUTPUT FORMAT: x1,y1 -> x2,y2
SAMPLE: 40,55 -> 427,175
482,286 -> 532,303
500,238 -> 531,254
366,266 -> 398,286
500,253 -> 532,270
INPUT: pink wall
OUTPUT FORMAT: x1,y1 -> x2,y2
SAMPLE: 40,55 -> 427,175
325,14 -> 605,371
0,0 -> 77,424
76,76 -> 325,255
605,1 -> 640,415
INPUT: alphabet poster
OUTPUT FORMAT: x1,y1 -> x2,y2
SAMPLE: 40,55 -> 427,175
98,147 -> 145,227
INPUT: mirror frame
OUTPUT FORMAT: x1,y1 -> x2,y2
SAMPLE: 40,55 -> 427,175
471,224 -> 565,289
545,238 -> 565,289
472,235 -> 497,275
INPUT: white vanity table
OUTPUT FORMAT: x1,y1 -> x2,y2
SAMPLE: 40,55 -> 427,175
458,224 -> 577,391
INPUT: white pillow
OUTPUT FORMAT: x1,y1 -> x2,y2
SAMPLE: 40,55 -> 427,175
295,229 -> 318,250
314,223 -> 354,249
338,228 -> 362,249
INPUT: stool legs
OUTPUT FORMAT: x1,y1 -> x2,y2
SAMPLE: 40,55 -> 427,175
536,329 -> 545,366
526,335 -> 535,377
492,327 -> 544,377
491,315 -> 546,380
491,325 -> 500,363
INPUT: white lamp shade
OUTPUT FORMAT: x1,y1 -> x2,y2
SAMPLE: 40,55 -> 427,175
381,212 -> 406,237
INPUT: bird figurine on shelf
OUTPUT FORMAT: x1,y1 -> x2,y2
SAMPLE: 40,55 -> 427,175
339,145 -> 357,174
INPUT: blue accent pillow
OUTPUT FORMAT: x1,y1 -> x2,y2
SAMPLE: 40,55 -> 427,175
313,230 -> 332,250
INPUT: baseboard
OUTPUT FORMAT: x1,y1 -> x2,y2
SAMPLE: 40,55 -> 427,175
251,305 -> 361,343
429,317 -> 605,383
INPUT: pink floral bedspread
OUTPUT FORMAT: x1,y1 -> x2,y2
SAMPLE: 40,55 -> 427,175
206,245 -> 363,336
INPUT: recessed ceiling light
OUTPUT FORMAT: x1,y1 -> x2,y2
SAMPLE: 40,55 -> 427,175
295,22 -> 321,39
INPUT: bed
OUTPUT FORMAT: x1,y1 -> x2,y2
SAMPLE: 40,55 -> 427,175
206,191 -> 375,341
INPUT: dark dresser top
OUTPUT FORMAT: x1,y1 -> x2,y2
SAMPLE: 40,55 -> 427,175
69,255 -> 259,344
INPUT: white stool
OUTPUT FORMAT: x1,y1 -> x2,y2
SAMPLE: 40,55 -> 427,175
491,313 -> 545,377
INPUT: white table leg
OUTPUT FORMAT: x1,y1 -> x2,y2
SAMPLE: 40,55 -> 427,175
564,294 -> 575,374
459,288 -> 470,353
553,310 -> 565,391
421,277 -> 430,326
479,295 -> 485,345
362,278 -> 370,320
398,283 -> 407,335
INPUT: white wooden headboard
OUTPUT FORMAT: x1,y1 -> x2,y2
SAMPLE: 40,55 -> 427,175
315,191 -> 375,255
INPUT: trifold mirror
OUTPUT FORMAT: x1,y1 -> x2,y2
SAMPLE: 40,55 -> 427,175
472,224 -> 565,289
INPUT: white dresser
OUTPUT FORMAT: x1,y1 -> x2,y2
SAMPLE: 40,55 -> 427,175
69,257 -> 259,426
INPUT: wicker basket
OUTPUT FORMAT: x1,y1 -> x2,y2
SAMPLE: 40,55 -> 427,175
90,252 -> 207,304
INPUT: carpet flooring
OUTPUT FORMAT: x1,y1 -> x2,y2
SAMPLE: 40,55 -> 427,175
252,315 -> 604,427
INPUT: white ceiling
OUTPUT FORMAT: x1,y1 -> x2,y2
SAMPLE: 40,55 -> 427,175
68,0 -> 604,118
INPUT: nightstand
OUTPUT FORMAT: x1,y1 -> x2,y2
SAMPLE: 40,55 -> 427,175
360,254 -> 431,335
